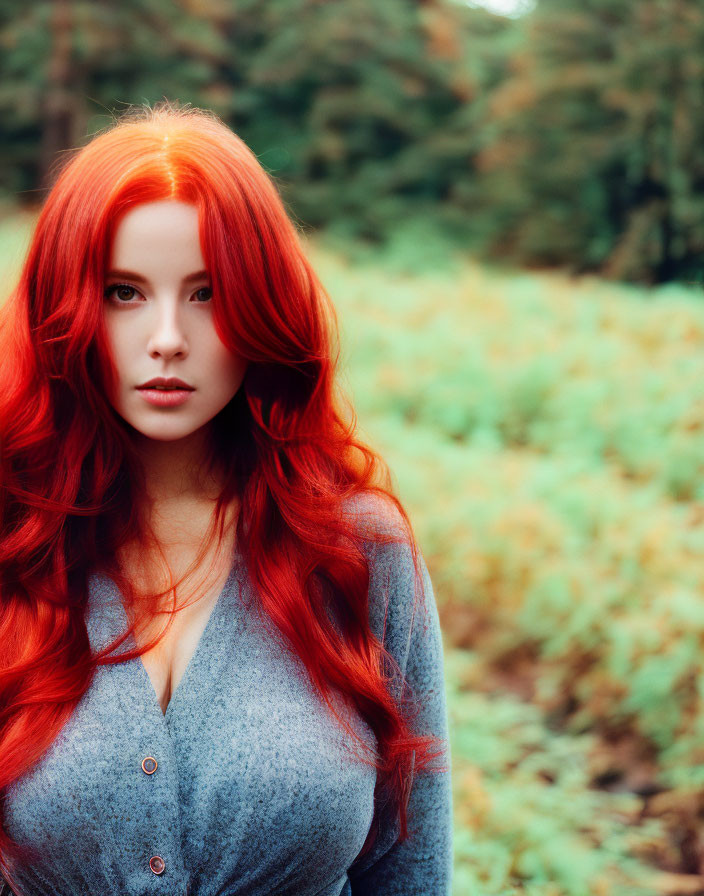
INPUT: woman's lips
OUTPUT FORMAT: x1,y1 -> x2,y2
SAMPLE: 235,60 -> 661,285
137,387 -> 193,408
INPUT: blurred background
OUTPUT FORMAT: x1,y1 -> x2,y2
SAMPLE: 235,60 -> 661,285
2,1 -> 704,893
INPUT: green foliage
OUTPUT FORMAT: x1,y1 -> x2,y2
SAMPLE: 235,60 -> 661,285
202,0 -> 476,245
0,0 -> 478,239
0,0 -> 222,193
3,0 -> 704,282
447,650 -> 663,895
322,245 -> 704,500
472,0 -> 704,283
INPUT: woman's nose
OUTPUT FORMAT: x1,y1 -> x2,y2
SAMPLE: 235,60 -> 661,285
147,301 -> 188,359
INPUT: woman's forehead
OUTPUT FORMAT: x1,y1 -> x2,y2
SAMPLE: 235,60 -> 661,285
108,201 -> 206,275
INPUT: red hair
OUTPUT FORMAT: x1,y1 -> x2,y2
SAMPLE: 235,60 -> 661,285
0,102 -> 444,889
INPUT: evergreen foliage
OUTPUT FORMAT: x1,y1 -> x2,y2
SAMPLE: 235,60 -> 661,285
473,0 -> 704,283
2,0 -> 703,282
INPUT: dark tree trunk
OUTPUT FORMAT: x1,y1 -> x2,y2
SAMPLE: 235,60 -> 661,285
39,0 -> 79,191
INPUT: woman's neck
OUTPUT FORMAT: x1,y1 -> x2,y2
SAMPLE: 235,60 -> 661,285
117,487 -> 240,609
132,424 -> 221,508
118,424 -> 240,597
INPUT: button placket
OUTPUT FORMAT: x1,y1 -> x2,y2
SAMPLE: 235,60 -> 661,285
134,739 -> 181,886
93,575 -> 189,889
142,755 -> 165,877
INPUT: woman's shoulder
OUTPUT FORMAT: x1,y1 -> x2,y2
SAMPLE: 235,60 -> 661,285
340,489 -> 410,545
339,491 -> 420,607
340,493 -> 442,704
340,489 -> 428,627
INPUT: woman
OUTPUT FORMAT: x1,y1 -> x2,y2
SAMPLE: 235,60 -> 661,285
0,102 -> 452,896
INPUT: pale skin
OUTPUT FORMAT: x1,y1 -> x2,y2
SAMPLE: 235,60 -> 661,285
103,200 -> 248,714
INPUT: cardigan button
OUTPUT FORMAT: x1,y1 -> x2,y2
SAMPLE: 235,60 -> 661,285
142,756 -> 157,775
149,855 -> 165,875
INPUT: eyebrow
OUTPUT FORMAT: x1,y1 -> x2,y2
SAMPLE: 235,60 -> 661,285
105,269 -> 210,286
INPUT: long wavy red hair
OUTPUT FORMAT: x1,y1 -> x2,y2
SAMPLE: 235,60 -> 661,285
0,102 -> 445,891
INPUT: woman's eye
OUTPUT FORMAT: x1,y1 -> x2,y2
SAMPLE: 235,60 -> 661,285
103,284 -> 211,304
104,284 -> 139,303
193,287 -> 212,303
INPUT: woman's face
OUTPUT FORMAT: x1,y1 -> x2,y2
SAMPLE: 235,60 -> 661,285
103,200 -> 247,444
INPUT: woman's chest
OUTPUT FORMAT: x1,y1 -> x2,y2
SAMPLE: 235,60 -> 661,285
135,586 -> 223,716
3,583 -> 378,896
127,553 -> 236,716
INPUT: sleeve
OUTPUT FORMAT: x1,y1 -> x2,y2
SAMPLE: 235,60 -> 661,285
347,533 -> 454,895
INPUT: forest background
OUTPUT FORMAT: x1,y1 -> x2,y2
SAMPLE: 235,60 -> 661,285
3,1 -> 704,894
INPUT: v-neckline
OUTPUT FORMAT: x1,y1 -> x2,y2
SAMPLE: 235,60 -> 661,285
116,559 -> 239,722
